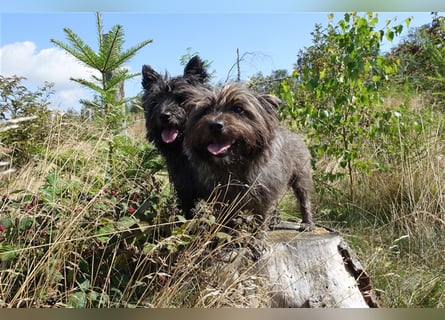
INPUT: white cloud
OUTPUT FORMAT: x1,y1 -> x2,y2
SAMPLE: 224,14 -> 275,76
0,41 -> 98,111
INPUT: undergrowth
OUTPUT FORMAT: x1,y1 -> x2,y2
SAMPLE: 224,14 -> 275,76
0,115 -> 267,307
302,97 -> 445,308
0,95 -> 444,307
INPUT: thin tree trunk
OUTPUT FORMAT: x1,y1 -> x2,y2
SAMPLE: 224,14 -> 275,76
236,48 -> 241,82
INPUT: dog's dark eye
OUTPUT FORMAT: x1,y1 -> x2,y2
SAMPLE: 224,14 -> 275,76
233,105 -> 245,114
196,106 -> 211,118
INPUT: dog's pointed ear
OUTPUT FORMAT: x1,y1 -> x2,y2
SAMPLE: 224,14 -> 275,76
258,94 -> 281,124
183,55 -> 209,83
142,64 -> 161,89
260,94 -> 282,110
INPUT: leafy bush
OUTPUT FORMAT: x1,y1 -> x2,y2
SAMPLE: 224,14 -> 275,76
388,13 -> 445,109
279,13 -> 409,201
0,75 -> 54,166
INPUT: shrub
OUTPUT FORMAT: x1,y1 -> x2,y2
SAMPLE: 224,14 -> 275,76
0,75 -> 54,166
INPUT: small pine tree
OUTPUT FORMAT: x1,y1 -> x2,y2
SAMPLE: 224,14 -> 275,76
51,12 -> 153,179
51,12 -> 152,132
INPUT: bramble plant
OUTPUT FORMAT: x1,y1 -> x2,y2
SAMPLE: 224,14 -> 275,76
280,12 -> 410,201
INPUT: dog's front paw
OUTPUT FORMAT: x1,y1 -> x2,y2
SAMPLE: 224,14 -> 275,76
299,222 -> 315,232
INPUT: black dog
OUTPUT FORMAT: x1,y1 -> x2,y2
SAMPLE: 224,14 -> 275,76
141,56 -> 209,218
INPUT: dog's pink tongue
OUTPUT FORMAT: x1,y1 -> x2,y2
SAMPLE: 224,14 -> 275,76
208,142 -> 231,155
161,128 -> 179,143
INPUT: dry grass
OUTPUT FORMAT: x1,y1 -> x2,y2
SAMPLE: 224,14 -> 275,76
277,91 -> 445,307
0,98 -> 444,307
0,115 -> 273,308
310,103 -> 445,307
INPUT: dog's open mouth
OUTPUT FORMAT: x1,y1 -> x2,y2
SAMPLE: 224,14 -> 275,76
161,128 -> 179,144
207,140 -> 234,156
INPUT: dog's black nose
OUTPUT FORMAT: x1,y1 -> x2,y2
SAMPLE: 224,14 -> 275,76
209,120 -> 224,133
160,112 -> 171,122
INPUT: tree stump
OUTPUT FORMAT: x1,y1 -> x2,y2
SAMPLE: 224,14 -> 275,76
263,223 -> 376,307
208,222 -> 377,308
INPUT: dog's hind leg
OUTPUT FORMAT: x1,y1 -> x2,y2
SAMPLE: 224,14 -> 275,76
291,175 -> 314,231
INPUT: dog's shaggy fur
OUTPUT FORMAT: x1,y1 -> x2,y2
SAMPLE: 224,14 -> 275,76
141,56 -> 209,218
183,83 -> 314,230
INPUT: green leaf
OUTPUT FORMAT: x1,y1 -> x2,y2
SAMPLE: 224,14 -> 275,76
372,75 -> 381,82
143,242 -> 156,254
113,39 -> 153,70
8,189 -> 27,195
42,172 -> 71,201
394,24 -> 403,36
0,244 -> 19,262
68,291 -> 87,308
405,17 -> 412,28
96,223 -> 115,243
19,216 -> 34,231
384,65 -> 394,74
116,216 -> 139,231
79,279 -> 91,290
0,217 -> 14,229
386,30 -> 394,42
216,232 -> 232,242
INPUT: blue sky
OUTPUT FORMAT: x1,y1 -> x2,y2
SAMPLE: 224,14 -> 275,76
0,1 -> 442,110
